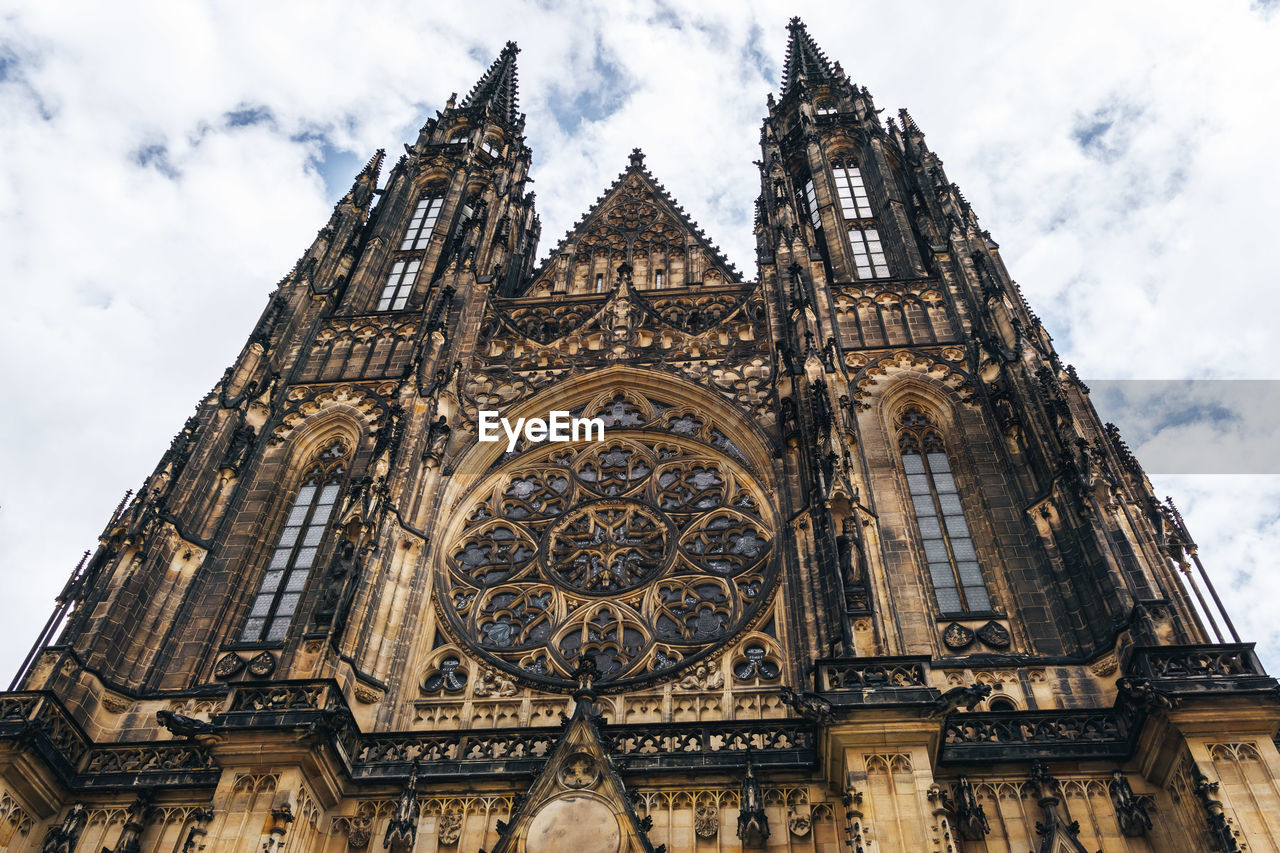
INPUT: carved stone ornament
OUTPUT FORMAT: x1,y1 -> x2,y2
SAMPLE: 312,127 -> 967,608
942,622 -> 975,651
346,821 -> 370,849
353,685 -> 381,704
1089,653 -> 1119,676
678,662 -> 725,691
100,693 -> 132,714
213,653 -> 245,680
558,752 -> 600,789
737,759 -> 770,846
787,807 -> 812,837
694,805 -> 719,839
472,667 -> 519,697
437,814 -> 463,846
247,651 -> 277,678
976,620 -> 1011,649
1109,770 -> 1152,837
951,775 -> 991,841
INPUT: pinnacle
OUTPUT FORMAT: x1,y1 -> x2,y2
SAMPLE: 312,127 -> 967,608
461,40 -> 521,127
899,108 -> 923,136
361,148 -> 386,176
781,17 -> 836,95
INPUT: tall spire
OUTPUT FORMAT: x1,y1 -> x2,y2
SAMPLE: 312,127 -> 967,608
462,40 -> 521,126
781,17 -> 835,95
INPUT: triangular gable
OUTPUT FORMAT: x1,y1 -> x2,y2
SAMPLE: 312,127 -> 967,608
484,698 -> 659,853
523,149 -> 743,295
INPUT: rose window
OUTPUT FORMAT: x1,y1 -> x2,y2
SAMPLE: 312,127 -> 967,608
547,501 -> 672,593
437,403 -> 777,690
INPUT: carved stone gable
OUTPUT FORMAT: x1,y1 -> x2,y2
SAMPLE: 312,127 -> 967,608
487,702 -> 659,853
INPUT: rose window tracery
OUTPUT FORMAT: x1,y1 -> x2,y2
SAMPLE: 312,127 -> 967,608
547,501 -> 671,593
437,392 -> 777,690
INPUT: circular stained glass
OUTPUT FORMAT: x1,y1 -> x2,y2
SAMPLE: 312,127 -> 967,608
436,405 -> 777,692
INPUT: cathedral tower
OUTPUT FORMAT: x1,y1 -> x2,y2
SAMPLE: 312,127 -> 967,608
2,21 -> 1277,853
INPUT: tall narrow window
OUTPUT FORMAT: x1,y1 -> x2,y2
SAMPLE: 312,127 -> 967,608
898,406 -> 991,614
401,196 -> 443,251
378,259 -> 420,311
595,273 -> 605,293
832,162 -> 874,219
803,179 -> 821,229
654,269 -> 664,289
241,441 -> 348,643
849,227 -> 890,280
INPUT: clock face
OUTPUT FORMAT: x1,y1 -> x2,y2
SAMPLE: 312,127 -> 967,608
436,392 -> 778,691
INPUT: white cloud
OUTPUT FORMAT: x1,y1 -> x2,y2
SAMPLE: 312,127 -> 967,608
2,0 -> 1278,680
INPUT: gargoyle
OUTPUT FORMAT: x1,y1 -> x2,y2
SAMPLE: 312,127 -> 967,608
930,682 -> 993,716
779,686 -> 834,725
1116,676 -> 1179,711
156,710 -> 214,738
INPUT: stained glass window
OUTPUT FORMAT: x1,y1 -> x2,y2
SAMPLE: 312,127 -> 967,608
899,407 -> 991,613
240,442 -> 347,642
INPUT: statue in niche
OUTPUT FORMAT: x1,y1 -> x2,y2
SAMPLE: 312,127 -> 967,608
220,422 -> 256,474
313,538 -> 360,639
836,515 -> 865,590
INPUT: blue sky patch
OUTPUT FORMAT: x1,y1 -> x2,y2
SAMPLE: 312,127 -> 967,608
224,104 -> 275,128
132,142 -> 179,179
548,38 -> 632,133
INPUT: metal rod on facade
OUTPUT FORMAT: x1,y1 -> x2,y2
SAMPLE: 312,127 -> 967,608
1180,559 -> 1225,644
1189,549 -> 1240,643
8,550 -> 89,690
1165,498 -> 1241,645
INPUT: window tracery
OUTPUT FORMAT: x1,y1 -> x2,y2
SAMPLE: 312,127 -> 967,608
377,259 -> 420,312
897,406 -> 991,614
401,195 -> 443,251
437,393 -> 776,690
241,439 -> 349,643
831,159 -> 873,219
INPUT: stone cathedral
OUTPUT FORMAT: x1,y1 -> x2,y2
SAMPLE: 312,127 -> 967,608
4,18 -> 1279,853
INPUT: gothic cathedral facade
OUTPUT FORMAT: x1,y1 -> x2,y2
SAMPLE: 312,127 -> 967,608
3,19 -> 1278,853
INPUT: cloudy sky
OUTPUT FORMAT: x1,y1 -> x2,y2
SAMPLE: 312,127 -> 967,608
2,0 -> 1278,682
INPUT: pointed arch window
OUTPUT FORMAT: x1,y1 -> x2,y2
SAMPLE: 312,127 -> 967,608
849,227 -> 889,280
377,259 -> 420,312
240,441 -> 348,643
832,160 -> 873,219
898,406 -> 991,614
802,179 -> 821,230
401,195 -> 444,251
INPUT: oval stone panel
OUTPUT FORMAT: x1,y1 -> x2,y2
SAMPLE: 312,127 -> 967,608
525,795 -> 621,853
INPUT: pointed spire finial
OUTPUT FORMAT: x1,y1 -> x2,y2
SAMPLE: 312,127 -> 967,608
781,17 -> 836,95
344,148 -> 384,210
899,108 -> 923,136
461,40 -> 521,127
628,148 -> 645,169
360,148 -> 386,177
